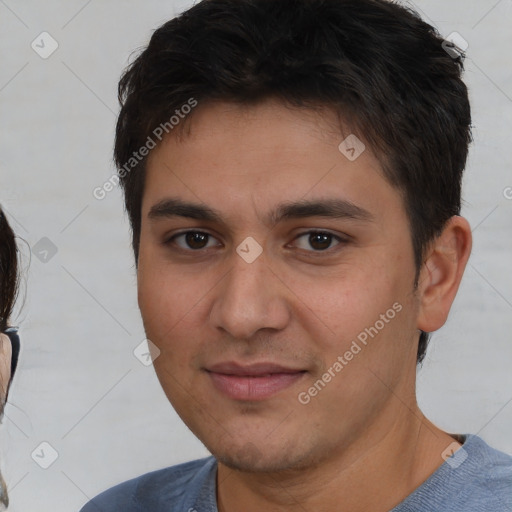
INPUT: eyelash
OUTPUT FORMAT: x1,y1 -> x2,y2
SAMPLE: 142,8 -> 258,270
164,230 -> 348,255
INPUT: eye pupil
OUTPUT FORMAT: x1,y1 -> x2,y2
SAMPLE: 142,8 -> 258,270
186,232 -> 208,249
310,233 -> 331,250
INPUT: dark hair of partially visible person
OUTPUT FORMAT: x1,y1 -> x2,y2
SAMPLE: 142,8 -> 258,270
113,0 -> 472,364
0,208 -> 19,334
0,208 -> 20,386
0,207 -> 20,509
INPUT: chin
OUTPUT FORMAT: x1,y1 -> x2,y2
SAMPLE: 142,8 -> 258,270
211,439 -> 317,474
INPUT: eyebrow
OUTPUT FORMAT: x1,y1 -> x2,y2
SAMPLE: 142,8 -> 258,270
147,197 -> 374,226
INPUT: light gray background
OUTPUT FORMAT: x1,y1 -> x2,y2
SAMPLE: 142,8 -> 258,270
0,1 -> 511,510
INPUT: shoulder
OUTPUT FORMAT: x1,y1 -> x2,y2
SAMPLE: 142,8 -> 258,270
456,435 -> 512,509
79,456 -> 216,512
392,435 -> 512,512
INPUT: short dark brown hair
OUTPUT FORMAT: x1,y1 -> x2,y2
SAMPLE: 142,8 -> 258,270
114,0 -> 472,364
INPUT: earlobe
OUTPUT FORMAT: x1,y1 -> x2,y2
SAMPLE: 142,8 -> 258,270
416,216 -> 472,333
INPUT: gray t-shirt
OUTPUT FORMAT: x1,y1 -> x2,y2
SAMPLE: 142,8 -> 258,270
80,434 -> 512,511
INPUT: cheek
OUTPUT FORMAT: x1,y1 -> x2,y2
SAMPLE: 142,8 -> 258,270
137,260 -> 211,360
305,263 -> 414,370
299,267 -> 390,338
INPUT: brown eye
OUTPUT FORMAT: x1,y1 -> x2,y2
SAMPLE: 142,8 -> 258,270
168,231 -> 220,250
308,232 -> 332,250
184,232 -> 209,249
293,231 -> 345,252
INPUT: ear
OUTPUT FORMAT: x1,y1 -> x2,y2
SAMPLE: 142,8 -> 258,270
416,216 -> 472,333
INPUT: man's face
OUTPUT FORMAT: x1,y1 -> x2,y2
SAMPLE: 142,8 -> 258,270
138,99 -> 421,472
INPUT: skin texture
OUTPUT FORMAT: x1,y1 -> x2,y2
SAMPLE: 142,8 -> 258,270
0,333 -> 11,407
137,99 -> 472,512
0,332 -> 12,508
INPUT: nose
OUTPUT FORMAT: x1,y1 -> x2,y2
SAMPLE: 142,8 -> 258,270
209,249 -> 291,340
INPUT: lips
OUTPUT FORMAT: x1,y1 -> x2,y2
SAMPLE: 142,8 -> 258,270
208,361 -> 304,376
206,362 -> 306,401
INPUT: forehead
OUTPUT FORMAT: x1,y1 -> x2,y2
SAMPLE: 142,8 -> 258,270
141,99 -> 403,225
157,99 -> 364,167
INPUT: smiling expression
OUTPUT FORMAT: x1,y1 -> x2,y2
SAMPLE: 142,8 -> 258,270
137,99 -> 422,472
